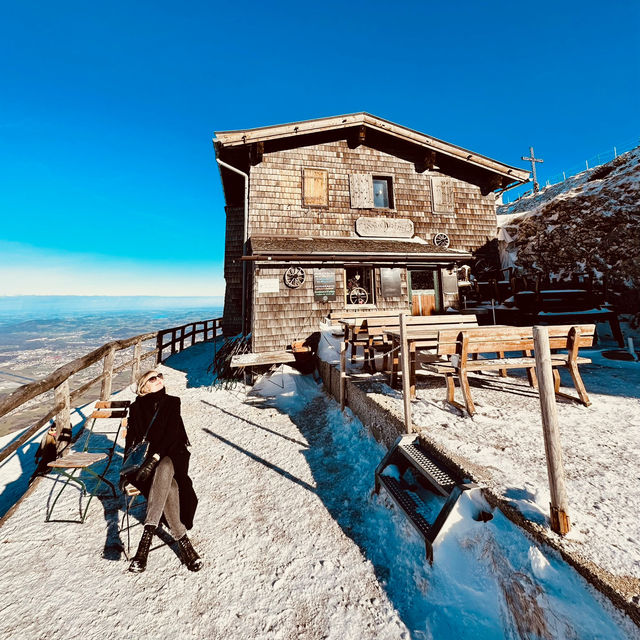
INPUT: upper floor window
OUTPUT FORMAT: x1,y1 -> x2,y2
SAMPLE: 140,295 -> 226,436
372,176 -> 393,208
350,174 -> 394,209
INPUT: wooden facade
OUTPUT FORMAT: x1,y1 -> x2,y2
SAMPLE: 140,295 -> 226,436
214,113 -> 529,352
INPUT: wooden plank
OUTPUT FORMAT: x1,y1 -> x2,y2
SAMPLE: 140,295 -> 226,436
48,452 -> 107,469
231,351 -> 297,367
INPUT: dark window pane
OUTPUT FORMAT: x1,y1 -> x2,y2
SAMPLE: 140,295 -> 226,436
410,270 -> 435,290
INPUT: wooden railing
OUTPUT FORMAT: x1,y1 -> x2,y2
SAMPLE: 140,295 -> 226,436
0,317 -> 223,464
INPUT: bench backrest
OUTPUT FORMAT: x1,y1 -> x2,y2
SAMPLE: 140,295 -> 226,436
363,313 -> 478,332
437,324 -> 596,356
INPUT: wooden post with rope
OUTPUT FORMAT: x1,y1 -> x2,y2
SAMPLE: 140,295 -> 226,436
131,339 -> 142,384
339,340 -> 347,411
54,379 -> 71,454
399,313 -> 413,433
100,346 -> 116,401
533,325 -> 571,535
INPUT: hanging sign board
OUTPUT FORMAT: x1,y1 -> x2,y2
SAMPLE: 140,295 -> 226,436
257,278 -> 280,294
313,269 -> 336,301
380,268 -> 402,298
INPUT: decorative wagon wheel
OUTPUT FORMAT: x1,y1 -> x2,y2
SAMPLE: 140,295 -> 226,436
433,232 -> 450,248
284,266 -> 305,288
349,287 -> 369,305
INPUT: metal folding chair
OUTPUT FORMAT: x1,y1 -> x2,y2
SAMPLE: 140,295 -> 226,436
45,400 -> 130,523
120,483 -> 147,558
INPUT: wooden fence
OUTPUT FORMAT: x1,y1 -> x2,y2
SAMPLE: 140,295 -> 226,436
0,317 -> 223,464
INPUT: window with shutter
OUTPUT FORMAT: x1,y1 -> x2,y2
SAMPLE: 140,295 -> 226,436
302,168 -> 328,207
430,177 -> 456,214
349,174 -> 374,208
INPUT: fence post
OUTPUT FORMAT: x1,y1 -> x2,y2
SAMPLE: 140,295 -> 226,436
399,313 -> 413,433
131,339 -> 142,384
533,325 -> 571,535
101,346 -> 116,401
54,379 -> 71,454
171,330 -> 177,355
179,326 -> 185,352
340,341 -> 347,411
156,332 -> 164,364
191,323 -> 196,346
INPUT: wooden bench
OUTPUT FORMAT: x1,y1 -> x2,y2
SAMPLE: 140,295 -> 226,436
425,324 -> 595,416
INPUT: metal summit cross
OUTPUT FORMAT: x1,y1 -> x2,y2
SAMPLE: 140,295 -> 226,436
522,146 -> 544,192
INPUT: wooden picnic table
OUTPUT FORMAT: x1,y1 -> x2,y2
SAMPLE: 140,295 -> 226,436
387,321 -> 497,398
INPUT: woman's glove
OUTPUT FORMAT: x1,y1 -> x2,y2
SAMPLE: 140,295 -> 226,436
136,454 -> 160,483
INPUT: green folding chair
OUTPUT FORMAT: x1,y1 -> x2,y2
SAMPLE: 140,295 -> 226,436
46,400 -> 130,523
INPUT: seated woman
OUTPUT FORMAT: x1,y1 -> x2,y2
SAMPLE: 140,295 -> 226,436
123,369 -> 202,573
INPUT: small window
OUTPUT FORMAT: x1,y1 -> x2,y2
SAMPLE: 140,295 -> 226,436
373,176 -> 393,208
345,267 -> 376,306
349,174 -> 394,209
302,168 -> 328,207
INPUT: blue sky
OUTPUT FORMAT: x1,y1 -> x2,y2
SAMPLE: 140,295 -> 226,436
1,1 -> 638,295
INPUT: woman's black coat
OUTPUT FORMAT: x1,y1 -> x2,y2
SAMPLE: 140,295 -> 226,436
123,388 -> 198,529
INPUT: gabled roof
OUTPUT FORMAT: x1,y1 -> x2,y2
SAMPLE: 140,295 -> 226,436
214,112 -> 529,184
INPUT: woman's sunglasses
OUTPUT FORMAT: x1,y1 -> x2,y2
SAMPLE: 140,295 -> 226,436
147,373 -> 164,383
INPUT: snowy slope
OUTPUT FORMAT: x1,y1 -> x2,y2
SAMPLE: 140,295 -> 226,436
497,147 -> 640,298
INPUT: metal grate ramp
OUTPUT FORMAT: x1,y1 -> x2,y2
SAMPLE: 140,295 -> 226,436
374,434 -> 474,563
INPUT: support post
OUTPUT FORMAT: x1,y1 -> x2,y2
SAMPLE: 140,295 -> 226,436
533,325 -> 570,535
54,379 -> 71,454
399,313 -> 413,433
340,341 -> 347,411
191,323 -> 196,346
131,339 -> 142,384
156,332 -> 164,364
171,329 -> 177,355
100,347 -> 116,401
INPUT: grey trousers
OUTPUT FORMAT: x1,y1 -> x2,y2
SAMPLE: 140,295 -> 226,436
144,456 -> 187,540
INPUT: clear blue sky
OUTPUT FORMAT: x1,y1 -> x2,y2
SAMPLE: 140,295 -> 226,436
1,1 -> 638,295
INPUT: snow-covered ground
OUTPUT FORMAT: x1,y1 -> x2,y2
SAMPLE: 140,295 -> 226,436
319,321 -> 640,599
1,342 -> 639,639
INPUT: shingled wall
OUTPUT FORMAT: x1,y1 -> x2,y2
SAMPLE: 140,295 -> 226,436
247,139 -> 496,249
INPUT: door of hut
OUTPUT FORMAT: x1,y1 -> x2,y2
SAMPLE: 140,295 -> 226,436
408,268 -> 440,315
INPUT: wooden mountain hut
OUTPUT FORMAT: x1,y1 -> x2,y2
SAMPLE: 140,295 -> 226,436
213,113 -> 529,354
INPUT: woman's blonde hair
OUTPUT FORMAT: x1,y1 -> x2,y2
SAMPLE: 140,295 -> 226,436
136,369 -> 163,396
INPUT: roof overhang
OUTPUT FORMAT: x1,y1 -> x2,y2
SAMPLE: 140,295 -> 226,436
214,112 -> 530,184
242,235 -> 473,264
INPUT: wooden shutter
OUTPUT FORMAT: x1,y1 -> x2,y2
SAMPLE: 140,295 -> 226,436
430,177 -> 456,214
303,168 -> 328,207
349,174 -> 374,208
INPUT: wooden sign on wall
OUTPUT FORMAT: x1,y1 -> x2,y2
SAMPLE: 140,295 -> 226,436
313,269 -> 336,301
355,217 -> 414,238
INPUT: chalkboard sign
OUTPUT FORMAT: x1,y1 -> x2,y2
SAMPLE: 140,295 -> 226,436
380,268 -> 402,298
313,269 -> 336,301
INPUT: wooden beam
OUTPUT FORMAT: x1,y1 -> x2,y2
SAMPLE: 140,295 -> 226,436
250,141 -> 264,165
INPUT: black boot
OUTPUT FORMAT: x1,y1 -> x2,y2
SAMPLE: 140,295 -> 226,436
129,524 -> 155,573
177,535 -> 203,572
